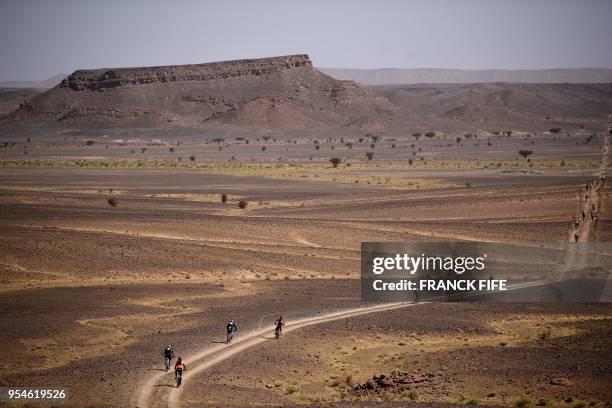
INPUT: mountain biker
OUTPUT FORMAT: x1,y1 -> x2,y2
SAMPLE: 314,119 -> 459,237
163,345 -> 174,368
275,315 -> 285,338
226,319 -> 237,343
175,357 -> 186,380
574,216 -> 581,228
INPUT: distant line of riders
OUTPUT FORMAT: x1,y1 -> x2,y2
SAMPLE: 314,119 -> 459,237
163,315 -> 285,387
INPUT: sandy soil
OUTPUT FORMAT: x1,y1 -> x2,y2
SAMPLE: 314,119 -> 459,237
0,130 -> 609,407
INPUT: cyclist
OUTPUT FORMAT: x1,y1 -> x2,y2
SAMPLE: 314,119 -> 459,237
226,319 -> 237,343
274,315 -> 285,339
175,357 -> 186,384
163,345 -> 174,371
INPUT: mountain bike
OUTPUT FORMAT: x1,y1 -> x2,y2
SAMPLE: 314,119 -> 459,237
176,369 -> 183,388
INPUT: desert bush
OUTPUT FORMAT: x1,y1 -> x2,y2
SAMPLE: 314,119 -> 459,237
537,328 -> 551,340
466,399 -> 479,405
141,148 -> 147,153
518,149 -> 533,159
86,140 -> 94,146
401,389 -> 418,401
515,399 -> 530,408
169,147 -> 175,153
549,128 -> 562,135
329,157 -> 342,167
425,131 -> 436,138
107,197 -> 118,207
285,382 -> 300,394
366,152 -> 374,161
221,193 -> 227,203
536,396 -> 551,406
189,155 -> 196,161
261,146 -> 266,151
238,200 -> 248,209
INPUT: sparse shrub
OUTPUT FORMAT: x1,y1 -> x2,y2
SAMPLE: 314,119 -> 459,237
536,396 -> 551,406
518,149 -> 533,159
412,132 -> 422,140
329,157 -> 342,168
285,382 -> 300,394
86,140 -> 94,146
107,197 -> 118,207
537,328 -> 551,340
515,399 -> 530,408
238,200 -> 248,209
549,128 -> 562,135
221,193 -> 227,203
141,147 -> 147,153
467,399 -> 479,405
366,152 -> 374,161
189,155 -> 196,161
262,146 -> 266,151
425,131 -> 436,138
169,147 -> 175,153
402,389 -> 418,401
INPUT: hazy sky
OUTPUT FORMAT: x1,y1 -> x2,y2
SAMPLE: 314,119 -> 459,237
1,0 -> 611,81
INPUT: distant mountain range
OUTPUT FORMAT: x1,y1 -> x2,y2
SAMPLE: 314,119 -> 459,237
318,68 -> 612,85
2,67 -> 612,90
2,58 -> 611,132
0,74 -> 67,89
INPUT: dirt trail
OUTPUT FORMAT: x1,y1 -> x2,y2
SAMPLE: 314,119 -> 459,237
133,302 -> 414,408
568,123 -> 609,244
134,278 -> 555,408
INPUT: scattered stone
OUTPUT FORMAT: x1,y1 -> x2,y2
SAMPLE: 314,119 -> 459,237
550,378 -> 573,386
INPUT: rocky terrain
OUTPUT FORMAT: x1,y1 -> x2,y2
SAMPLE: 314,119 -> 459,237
4,55 -> 397,130
2,55 -> 611,133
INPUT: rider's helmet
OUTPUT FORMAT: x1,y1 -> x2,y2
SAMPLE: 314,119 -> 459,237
230,320 -> 234,324
278,315 -> 283,321
177,357 -> 182,362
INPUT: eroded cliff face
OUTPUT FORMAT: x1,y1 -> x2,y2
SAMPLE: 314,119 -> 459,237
8,54 -> 397,129
60,55 -> 313,91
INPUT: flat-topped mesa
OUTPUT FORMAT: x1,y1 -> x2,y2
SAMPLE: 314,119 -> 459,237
60,54 -> 313,91
7,54 -> 399,129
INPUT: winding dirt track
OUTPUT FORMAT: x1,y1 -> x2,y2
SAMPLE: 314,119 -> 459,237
133,302 -> 416,408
